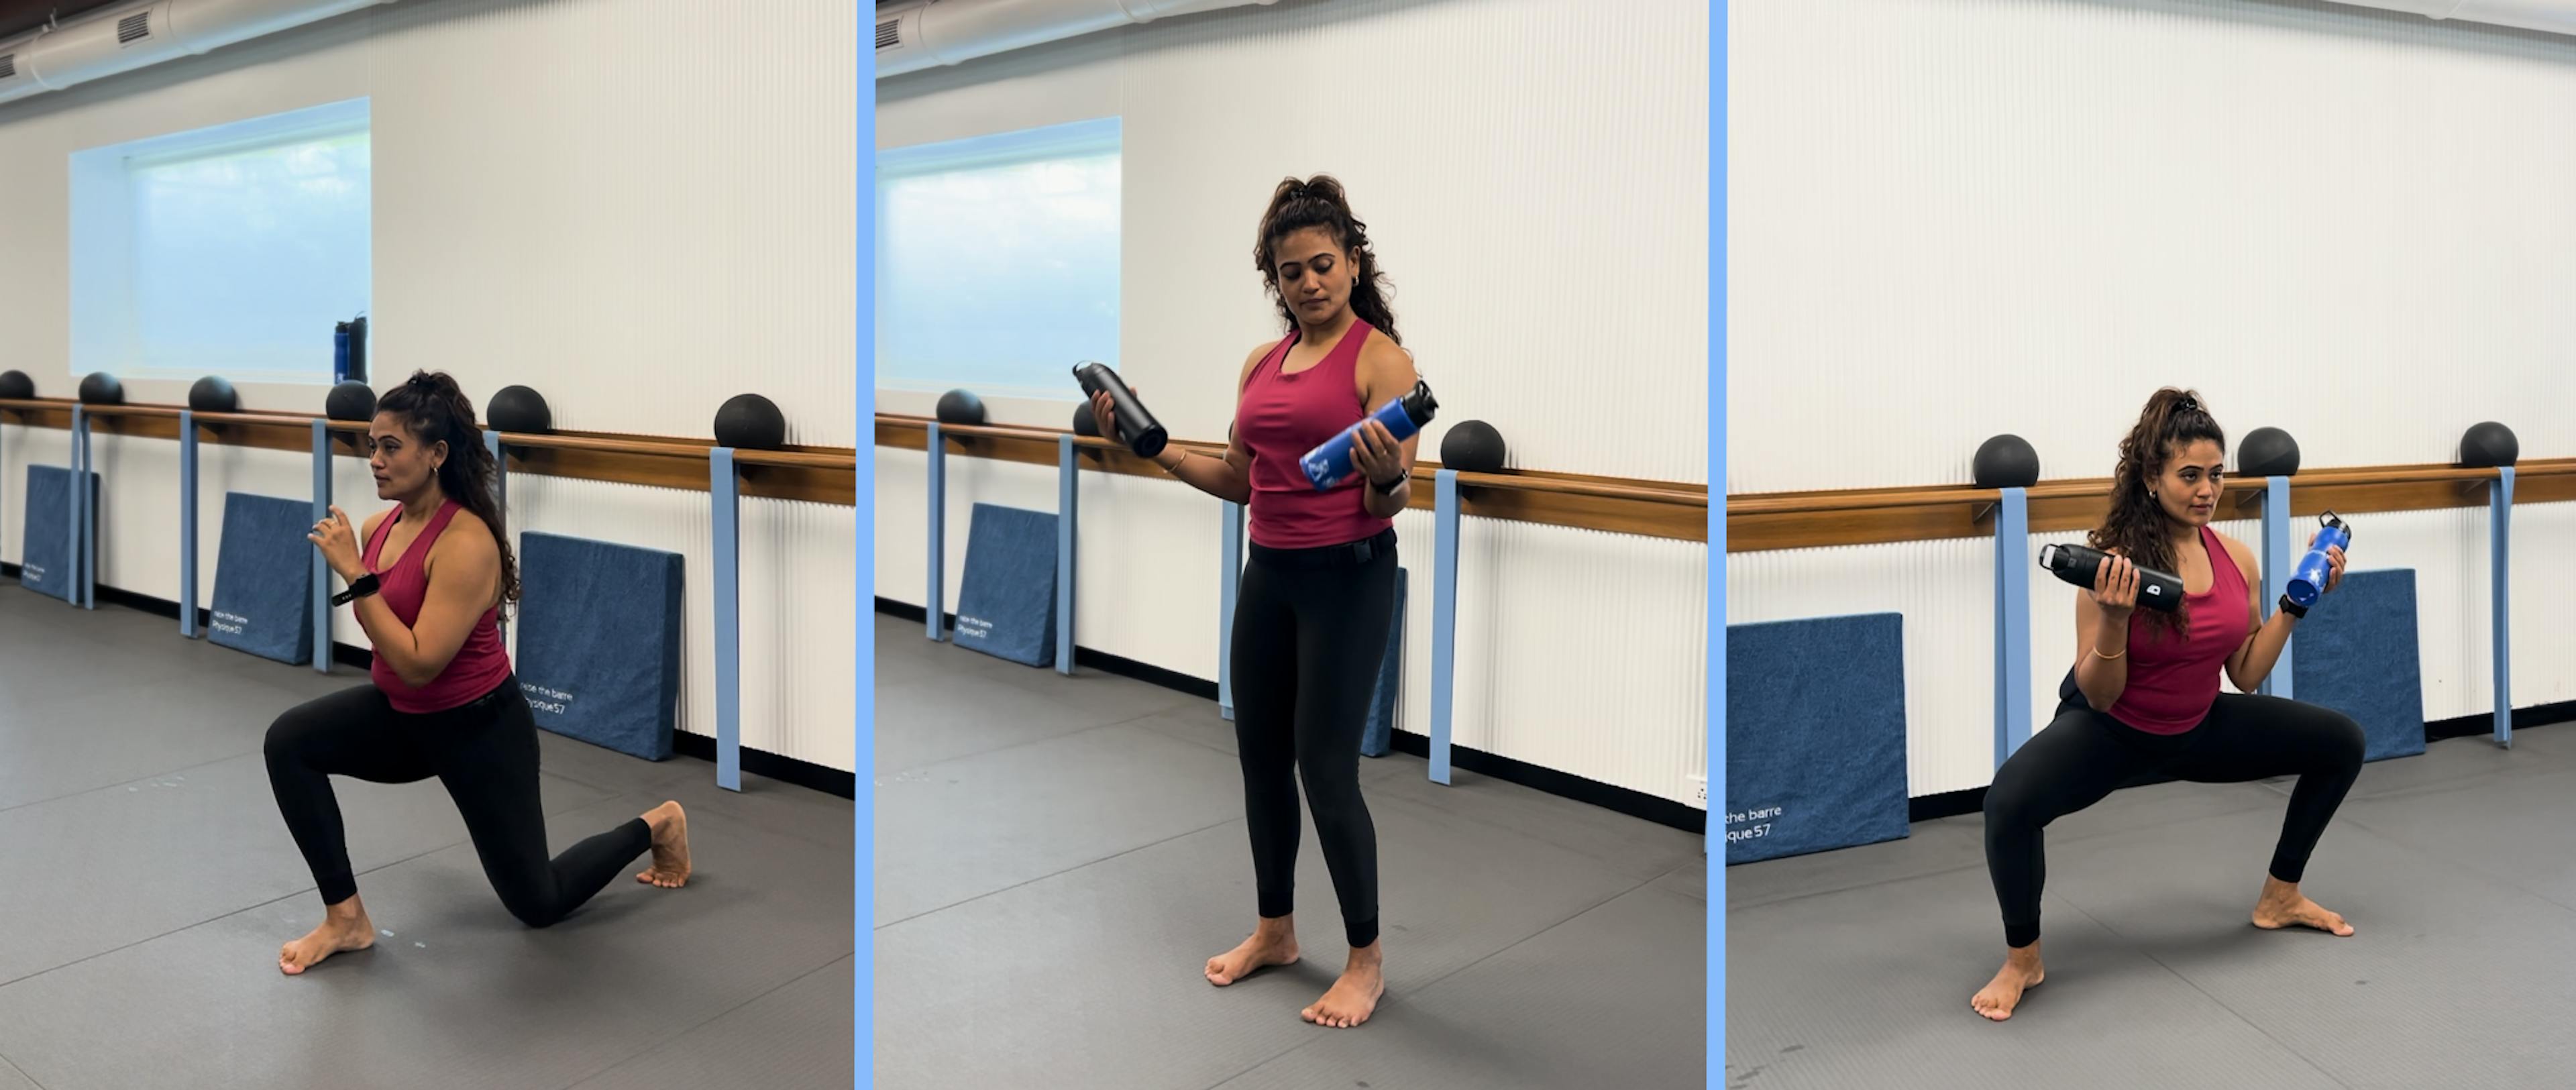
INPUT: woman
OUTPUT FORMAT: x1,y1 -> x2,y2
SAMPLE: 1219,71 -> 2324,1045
1088,175 -> 1417,1030
265,370 -> 691,976
1972,388 -> 2365,1021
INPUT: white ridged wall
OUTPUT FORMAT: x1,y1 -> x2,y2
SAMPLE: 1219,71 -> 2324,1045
1728,0 -> 2576,797
0,0 -> 859,771
875,0 -> 1711,804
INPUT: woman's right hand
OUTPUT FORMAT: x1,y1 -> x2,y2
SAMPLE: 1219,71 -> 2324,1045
1088,388 -> 1122,443
2092,553 -> 2141,617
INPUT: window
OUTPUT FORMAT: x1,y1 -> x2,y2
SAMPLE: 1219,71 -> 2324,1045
70,98 -> 371,384
875,116 -> 1120,400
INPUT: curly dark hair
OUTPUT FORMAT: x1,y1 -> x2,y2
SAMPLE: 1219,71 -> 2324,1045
2088,387 -> 2225,642
376,370 -> 520,608
1252,174 -> 1401,344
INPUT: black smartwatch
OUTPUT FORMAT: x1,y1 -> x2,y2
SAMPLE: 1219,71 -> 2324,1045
2276,594 -> 2308,620
332,573 -> 382,607
1372,469 -> 1410,496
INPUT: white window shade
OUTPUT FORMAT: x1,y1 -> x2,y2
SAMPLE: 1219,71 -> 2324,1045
875,116 -> 1120,400
70,97 -> 372,384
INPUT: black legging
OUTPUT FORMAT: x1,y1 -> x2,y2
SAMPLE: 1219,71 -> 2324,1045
1984,688 -> 2365,949
1230,527 -> 1399,950
263,677 -> 651,928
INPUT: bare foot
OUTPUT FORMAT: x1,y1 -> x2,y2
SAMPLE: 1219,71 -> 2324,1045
1205,922 -> 1299,986
280,897 -> 376,976
635,802 -> 691,888
2252,876 -> 2353,936
1301,943 -> 1385,1029
1970,944 -> 2044,1022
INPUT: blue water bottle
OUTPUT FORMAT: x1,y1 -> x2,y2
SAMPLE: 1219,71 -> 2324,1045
1300,380 -> 1438,490
2285,511 -> 2349,609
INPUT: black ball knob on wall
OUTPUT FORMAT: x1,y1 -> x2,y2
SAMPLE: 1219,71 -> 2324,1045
78,372 -> 124,405
1972,434 -> 2041,489
487,385 -> 553,434
1439,420 -> 1508,474
2237,427 -> 2299,477
0,370 -> 34,400
188,376 -> 239,413
325,381 -> 376,422
2459,421 -> 2518,468
714,393 -> 788,451
936,388 -> 987,427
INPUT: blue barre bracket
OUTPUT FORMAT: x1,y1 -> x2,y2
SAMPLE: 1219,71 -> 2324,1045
1056,435 -> 1077,676
926,421 -> 945,642
180,410 -> 199,638
711,447 -> 743,792
2261,476 -> 2293,700
486,431 -> 507,647
2491,466 -> 2514,748
1218,500 -> 1242,722
1992,488 -> 2030,768
73,404 -> 95,609
1428,468 -> 1461,786
310,420 -> 331,673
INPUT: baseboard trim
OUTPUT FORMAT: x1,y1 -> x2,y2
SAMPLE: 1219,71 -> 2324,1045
874,596 -> 1705,835
30,576 -> 855,800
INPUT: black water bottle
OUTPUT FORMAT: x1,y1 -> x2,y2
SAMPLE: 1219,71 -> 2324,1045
1071,362 -> 1167,459
2037,543 -> 2184,612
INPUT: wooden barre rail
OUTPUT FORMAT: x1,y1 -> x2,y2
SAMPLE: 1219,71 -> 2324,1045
875,413 -> 1709,543
1725,458 -> 2576,553
0,396 -> 857,506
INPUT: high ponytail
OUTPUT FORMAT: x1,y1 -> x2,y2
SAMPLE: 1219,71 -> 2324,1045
2090,387 -> 2226,642
376,370 -> 521,610
1254,174 -> 1401,345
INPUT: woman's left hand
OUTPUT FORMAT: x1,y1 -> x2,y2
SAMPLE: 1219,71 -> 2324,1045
1349,419 -> 1405,488
309,506 -> 363,582
2313,535 -> 2347,594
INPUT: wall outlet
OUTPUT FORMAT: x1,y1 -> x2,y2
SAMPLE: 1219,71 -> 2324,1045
1686,774 -> 1707,804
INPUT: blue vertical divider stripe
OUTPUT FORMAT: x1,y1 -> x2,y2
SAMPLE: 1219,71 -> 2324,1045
926,421 -> 944,642
2261,477 -> 2294,700
1429,468 -> 1461,785
711,447 -> 743,792
1219,500 -> 1242,721
309,420 -> 331,674
1056,435 -> 1076,676
1991,488 -> 2031,768
2490,466 -> 2514,746
180,410 -> 199,637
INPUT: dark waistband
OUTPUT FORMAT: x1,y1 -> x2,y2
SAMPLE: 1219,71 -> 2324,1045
1248,527 -> 1398,570
394,672 -> 522,720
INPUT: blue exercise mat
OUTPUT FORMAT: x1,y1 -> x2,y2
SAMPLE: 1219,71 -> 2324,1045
1725,612 -> 1911,865
1360,565 -> 1407,758
206,492 -> 319,665
18,465 -> 97,604
2289,567 -> 2428,763
515,531 -> 685,761
953,502 -> 1058,667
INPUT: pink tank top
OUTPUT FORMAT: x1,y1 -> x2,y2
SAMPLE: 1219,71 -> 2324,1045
1236,319 -> 1398,550
2106,525 -> 2251,735
360,500 -> 513,714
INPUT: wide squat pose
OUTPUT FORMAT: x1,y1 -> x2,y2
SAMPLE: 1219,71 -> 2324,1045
1972,387 -> 2366,1022
1088,175 -> 1417,1029
265,370 -> 692,976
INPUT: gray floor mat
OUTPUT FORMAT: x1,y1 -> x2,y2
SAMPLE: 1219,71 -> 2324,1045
0,792 -> 854,1090
0,592 -> 854,1089
570,956 -> 855,1090
0,752 -> 614,985
871,721 -> 1248,927
1727,726 -> 2576,1090
1216,880 -> 1707,1090
875,611 -> 1706,1090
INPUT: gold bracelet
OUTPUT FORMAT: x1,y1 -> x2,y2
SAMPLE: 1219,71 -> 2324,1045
1158,450 -> 1186,474
2090,645 -> 2126,661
